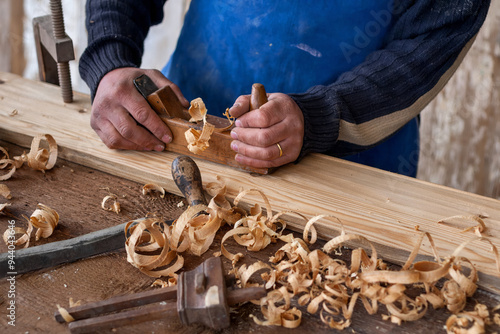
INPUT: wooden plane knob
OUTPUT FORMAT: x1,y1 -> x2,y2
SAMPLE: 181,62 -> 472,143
250,83 -> 268,110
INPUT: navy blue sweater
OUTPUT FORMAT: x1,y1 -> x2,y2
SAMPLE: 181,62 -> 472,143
79,0 -> 490,159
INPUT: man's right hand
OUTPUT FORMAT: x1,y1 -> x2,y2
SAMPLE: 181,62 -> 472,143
90,68 -> 189,151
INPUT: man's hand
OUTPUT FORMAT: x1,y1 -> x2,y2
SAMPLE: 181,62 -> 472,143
229,93 -> 304,168
91,68 -> 189,151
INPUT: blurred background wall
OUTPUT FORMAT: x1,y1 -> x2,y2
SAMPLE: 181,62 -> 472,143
0,0 -> 499,199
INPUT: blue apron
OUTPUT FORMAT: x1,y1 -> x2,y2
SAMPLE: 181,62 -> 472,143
163,0 -> 419,177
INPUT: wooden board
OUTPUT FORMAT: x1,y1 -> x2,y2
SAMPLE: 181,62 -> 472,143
0,71 -> 499,293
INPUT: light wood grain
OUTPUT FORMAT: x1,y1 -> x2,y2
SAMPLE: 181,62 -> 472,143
0,72 -> 499,293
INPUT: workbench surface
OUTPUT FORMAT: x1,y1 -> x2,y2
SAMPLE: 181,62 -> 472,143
1,141 -> 499,334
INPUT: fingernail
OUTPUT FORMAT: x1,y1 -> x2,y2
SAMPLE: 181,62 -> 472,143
154,144 -> 165,152
230,130 -> 238,140
231,142 -> 238,152
230,103 -> 240,111
162,135 -> 172,143
235,120 -> 242,127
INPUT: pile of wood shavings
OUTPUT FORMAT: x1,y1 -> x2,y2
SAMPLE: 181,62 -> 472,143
125,180 -> 500,332
2,203 -> 59,248
1,135 -> 60,246
0,134 -> 57,181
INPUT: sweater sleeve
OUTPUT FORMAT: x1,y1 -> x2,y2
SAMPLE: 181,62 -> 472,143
78,0 -> 167,100
290,0 -> 491,158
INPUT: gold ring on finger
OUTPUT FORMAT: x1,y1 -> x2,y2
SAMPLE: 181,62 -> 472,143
276,142 -> 283,158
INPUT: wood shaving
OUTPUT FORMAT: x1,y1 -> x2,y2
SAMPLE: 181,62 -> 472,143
3,219 -> 33,248
445,304 -> 488,334
0,203 -> 11,214
101,195 -> 121,214
250,286 -> 302,328
185,123 -> 215,154
3,203 -> 59,249
0,134 -> 58,181
185,98 -> 234,154
142,183 -> 165,198
69,298 -> 82,308
151,277 -> 178,288
0,146 -> 10,168
125,217 -> 184,278
187,98 -> 207,123
185,98 -> 214,153
23,134 -> 58,172
10,109 -> 18,116
0,184 -> 11,199
29,203 -> 60,241
215,108 -> 236,132
56,305 -> 75,323
438,215 -> 487,237
123,182 -> 500,330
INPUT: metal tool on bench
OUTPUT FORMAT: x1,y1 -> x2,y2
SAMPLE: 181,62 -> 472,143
0,155 -> 205,278
54,257 -> 267,333
134,75 -> 271,174
33,0 -> 74,103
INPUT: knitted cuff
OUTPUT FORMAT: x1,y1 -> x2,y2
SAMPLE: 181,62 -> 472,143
289,85 -> 341,161
79,37 -> 142,101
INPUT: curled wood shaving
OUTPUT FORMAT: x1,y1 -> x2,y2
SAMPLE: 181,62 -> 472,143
185,98 -> 214,154
3,204 -> 59,248
0,146 -> 10,169
187,98 -> 207,123
185,123 -> 215,154
438,215 -> 487,237
169,204 -> 222,256
29,203 -> 60,241
446,311 -> 486,333
213,108 -> 236,133
250,286 -> 302,328
3,219 -> 33,248
0,134 -> 58,181
125,217 -> 184,278
0,184 -> 12,199
185,98 -> 234,154
23,134 -> 58,172
142,183 -> 165,198
101,195 -> 121,214
0,155 -> 18,181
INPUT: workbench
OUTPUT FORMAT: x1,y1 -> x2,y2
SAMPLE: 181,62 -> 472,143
0,141 -> 499,333
0,72 -> 500,333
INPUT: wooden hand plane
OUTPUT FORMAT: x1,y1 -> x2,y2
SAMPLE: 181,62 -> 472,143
134,75 -> 270,174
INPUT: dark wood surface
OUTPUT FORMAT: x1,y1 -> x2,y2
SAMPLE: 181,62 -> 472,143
0,140 -> 499,334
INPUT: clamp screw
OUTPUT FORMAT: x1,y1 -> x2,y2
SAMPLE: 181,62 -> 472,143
49,0 -> 73,103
